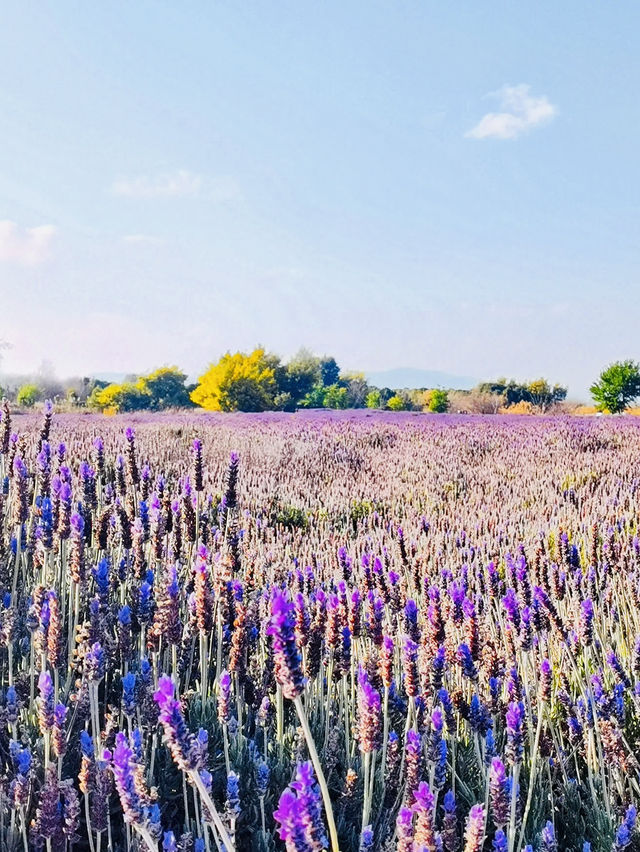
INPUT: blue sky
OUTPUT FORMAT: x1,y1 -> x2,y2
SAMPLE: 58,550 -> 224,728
0,2 -> 638,398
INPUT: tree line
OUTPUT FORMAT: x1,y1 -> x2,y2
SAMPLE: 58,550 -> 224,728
4,350 -> 640,414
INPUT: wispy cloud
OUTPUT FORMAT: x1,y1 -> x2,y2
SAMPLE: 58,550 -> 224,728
0,220 -> 56,265
466,84 -> 557,140
111,169 -> 202,198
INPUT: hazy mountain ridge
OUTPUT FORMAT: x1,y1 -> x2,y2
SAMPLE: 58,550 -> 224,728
365,368 -> 477,390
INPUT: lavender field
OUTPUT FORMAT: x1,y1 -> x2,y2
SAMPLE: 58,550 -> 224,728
2,406 -> 640,852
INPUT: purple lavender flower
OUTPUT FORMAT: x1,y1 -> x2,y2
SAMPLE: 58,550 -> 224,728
192,439 -> 203,493
273,762 -> 327,851
540,820 -> 557,852
121,672 -> 137,716
613,806 -> 636,851
256,759 -> 270,797
578,599 -> 594,647
267,588 -> 305,700
489,758 -> 510,828
273,790 -> 307,852
540,658 -> 552,701
226,771 -> 241,821
439,688 -> 456,734
449,581 -> 465,624
607,650 -> 631,688
163,832 -> 178,852
412,781 -> 436,849
426,707 -> 444,762
154,674 -> 201,772
94,557 -> 110,598
404,599 -> 419,642
396,806 -> 414,852
505,702 -> 524,765
405,729 -> 423,800
357,667 -> 381,753
5,685 -> 18,726
442,791 -> 458,852
359,825 -> 374,852
52,703 -> 68,757
458,642 -> 478,681
37,671 -> 54,734
492,829 -> 507,852
463,804 -> 485,852
218,669 -> 232,724
31,765 -> 61,844
403,636 -> 419,697
502,588 -> 521,630
111,732 -> 145,825
85,642 -> 105,682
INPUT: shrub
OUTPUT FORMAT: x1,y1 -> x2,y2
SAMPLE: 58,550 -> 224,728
16,383 -> 41,407
273,504 -> 308,530
386,394 -> 406,411
365,390 -> 382,409
323,384 -> 349,409
502,400 -> 534,415
89,382 -> 151,413
427,388 -> 449,413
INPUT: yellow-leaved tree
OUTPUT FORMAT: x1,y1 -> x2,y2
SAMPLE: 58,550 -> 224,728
190,348 -> 278,411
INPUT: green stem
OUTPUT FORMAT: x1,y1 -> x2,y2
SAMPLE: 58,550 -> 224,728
507,763 -> 521,852
294,695 -> 340,852
191,771 -> 236,851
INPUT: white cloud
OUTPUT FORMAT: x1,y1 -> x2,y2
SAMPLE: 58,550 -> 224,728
0,220 -> 56,266
466,84 -> 557,140
111,169 -> 202,198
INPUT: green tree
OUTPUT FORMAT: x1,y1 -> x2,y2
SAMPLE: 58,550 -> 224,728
89,382 -> 150,412
527,379 -> 567,412
16,383 -> 41,407
428,388 -> 449,413
273,391 -> 296,412
386,394 -> 406,411
590,360 -> 640,413
365,390 -> 382,409
342,372 -> 369,408
299,385 -> 326,408
279,349 -> 320,404
478,378 -> 530,407
191,348 -> 278,411
323,384 -> 348,409
139,366 -> 191,409
319,356 -> 340,386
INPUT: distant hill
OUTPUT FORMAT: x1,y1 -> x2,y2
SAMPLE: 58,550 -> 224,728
365,368 -> 477,390
94,372 -> 131,384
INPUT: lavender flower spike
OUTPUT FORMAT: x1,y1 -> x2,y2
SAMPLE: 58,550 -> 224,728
154,675 -> 234,850
540,821 -> 557,852
463,804 -> 485,852
274,761 -> 328,851
154,675 -> 198,773
267,588 -> 305,700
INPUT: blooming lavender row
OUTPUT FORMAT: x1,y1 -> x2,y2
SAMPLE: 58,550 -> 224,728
0,402 -> 639,850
